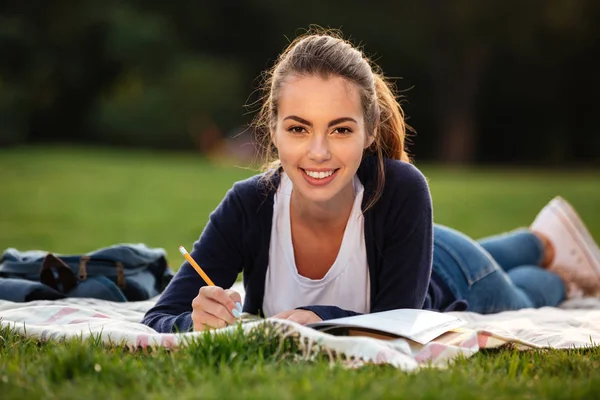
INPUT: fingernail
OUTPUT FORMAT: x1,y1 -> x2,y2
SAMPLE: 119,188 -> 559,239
232,308 -> 241,319
236,302 -> 242,312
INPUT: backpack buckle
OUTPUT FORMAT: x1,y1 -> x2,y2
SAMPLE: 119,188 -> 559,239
116,261 -> 126,289
78,256 -> 89,281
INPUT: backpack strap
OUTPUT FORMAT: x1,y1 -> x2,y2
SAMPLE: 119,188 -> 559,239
78,255 -> 89,281
77,255 -> 125,288
40,254 -> 78,293
115,261 -> 126,289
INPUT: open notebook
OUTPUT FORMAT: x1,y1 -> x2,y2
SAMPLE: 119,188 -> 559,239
307,309 -> 466,345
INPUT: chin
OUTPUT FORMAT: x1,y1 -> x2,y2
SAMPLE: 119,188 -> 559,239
299,190 -> 339,205
294,174 -> 351,205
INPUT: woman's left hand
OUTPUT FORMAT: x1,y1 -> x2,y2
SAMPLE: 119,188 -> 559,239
272,309 -> 322,325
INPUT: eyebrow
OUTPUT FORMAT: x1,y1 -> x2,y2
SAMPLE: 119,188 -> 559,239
282,115 -> 358,128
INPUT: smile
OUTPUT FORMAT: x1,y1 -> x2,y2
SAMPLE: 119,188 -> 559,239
302,169 -> 337,179
300,168 -> 340,186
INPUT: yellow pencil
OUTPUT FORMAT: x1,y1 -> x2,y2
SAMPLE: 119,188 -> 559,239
179,246 -> 215,286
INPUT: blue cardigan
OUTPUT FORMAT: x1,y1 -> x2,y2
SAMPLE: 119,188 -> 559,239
142,155 -> 460,333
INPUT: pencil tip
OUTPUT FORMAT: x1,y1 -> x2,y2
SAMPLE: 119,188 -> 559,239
178,246 -> 187,255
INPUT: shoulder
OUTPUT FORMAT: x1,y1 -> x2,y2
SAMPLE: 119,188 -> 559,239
382,158 -> 429,192
232,169 -> 280,197
358,155 -> 431,208
361,158 -> 433,240
219,169 -> 280,214
380,159 -> 431,215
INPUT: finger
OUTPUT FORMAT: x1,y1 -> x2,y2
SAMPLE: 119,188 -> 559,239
199,286 -> 239,318
192,310 -> 228,331
286,311 -> 321,325
202,298 -> 237,325
272,310 -> 295,319
224,289 -> 242,311
286,313 -> 309,324
192,291 -> 237,325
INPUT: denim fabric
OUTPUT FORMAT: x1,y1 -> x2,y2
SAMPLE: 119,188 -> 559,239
0,244 -> 173,302
433,225 -> 565,314
0,278 -> 65,302
477,229 -> 546,271
66,276 -> 128,302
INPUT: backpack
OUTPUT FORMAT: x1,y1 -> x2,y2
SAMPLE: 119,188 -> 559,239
0,243 -> 174,302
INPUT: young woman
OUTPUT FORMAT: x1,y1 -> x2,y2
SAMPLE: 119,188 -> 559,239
142,32 -> 600,333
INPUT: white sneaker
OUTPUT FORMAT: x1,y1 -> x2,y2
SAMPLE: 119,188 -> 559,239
530,196 -> 600,298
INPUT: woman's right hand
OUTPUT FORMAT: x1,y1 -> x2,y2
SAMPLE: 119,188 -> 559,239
191,286 -> 242,331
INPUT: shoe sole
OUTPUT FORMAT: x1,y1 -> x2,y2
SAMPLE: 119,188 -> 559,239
553,197 -> 600,265
550,197 -> 600,281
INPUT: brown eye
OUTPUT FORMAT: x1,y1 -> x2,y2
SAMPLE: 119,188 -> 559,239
334,127 -> 352,135
288,126 -> 307,134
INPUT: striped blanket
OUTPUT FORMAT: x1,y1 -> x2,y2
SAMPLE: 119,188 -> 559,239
1,290 -> 599,371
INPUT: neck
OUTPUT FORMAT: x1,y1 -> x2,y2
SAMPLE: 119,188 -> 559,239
290,182 -> 355,232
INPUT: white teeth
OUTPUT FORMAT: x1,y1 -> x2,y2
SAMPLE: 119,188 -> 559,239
304,169 -> 334,179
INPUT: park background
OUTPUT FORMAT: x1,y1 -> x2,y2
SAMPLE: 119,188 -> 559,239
1,0 -> 599,264
1,1 -> 599,165
1,2 -> 600,399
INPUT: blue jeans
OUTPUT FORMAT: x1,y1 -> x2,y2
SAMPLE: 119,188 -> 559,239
433,225 -> 566,314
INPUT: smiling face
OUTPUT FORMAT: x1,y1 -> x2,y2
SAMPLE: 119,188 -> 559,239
273,74 -> 374,209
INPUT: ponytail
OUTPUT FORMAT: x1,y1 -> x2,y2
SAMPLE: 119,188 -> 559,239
360,73 -> 413,211
372,73 -> 411,163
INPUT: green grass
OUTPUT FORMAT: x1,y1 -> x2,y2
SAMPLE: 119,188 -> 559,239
1,146 -> 600,399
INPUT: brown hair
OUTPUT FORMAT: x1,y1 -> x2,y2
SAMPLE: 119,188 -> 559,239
252,28 -> 412,209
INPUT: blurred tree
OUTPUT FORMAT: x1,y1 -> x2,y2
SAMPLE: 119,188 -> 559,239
91,55 -> 243,148
420,0 -> 599,164
0,1 -> 121,143
0,0 -> 597,164
475,0 -> 600,165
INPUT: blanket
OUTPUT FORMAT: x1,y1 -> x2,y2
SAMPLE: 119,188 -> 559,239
2,285 -> 600,371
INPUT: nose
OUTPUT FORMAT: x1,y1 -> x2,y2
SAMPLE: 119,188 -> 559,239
308,134 -> 331,162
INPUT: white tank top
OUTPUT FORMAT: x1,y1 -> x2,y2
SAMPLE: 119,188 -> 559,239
262,172 -> 370,317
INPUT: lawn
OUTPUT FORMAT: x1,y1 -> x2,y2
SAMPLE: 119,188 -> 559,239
1,146 -> 599,399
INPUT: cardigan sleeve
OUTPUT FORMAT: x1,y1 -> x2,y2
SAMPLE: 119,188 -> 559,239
296,305 -> 361,320
141,181 -> 251,333
371,162 -> 434,312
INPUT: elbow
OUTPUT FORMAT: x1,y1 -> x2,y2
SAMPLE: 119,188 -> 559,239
141,311 -> 161,332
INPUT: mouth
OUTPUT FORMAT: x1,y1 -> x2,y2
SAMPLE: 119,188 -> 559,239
300,168 -> 340,186
301,168 -> 338,179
